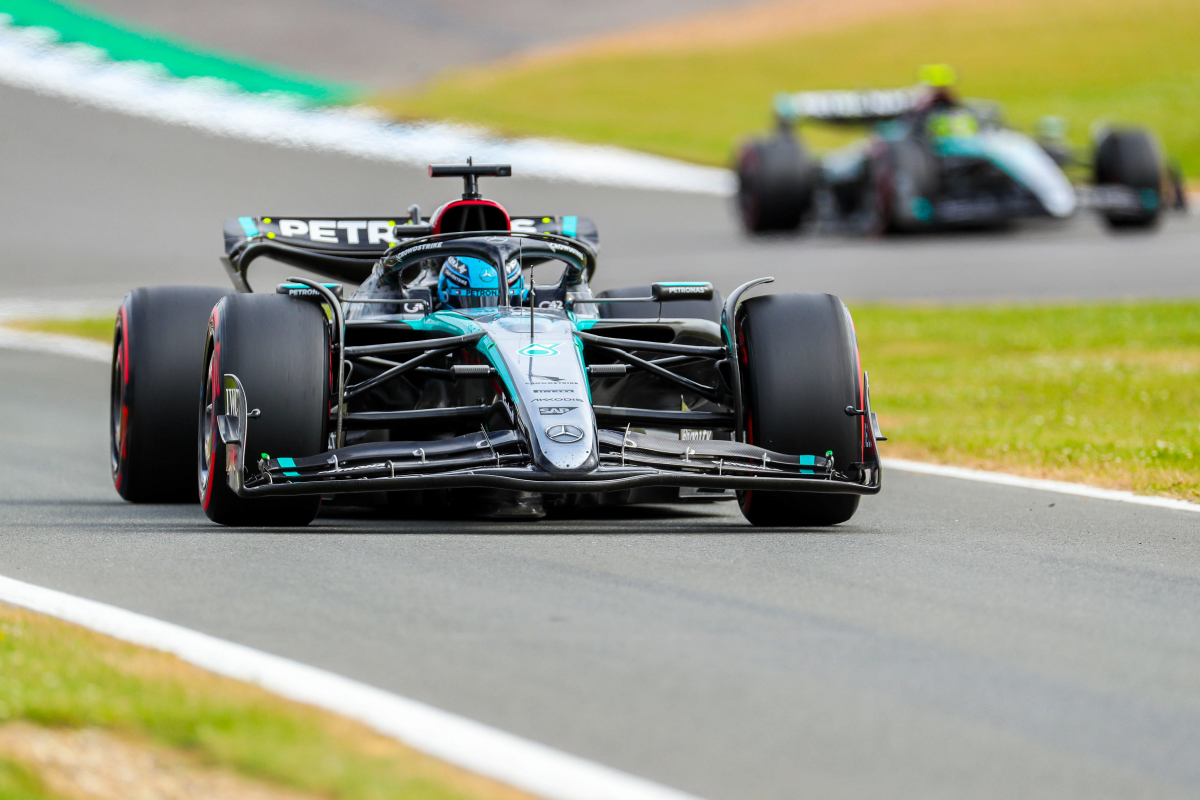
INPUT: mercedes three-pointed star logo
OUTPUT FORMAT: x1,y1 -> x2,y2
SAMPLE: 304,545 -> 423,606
545,424 -> 584,444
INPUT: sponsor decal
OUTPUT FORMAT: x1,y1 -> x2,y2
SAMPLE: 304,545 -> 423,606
275,219 -> 398,244
538,300 -> 564,309
680,429 -> 714,441
402,240 -> 444,254
223,386 -> 239,416
545,424 -> 585,444
538,406 -> 575,416
517,342 -> 562,357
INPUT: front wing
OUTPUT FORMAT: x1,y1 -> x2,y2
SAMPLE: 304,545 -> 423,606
219,399 -> 881,499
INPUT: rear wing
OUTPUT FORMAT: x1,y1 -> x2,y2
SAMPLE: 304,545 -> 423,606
774,88 -> 922,124
221,214 -> 598,292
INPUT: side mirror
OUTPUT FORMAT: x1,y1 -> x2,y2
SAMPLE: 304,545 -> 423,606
651,282 -> 714,302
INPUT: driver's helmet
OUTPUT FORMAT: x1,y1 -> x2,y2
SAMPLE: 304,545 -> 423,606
437,255 -> 525,309
926,107 -> 978,139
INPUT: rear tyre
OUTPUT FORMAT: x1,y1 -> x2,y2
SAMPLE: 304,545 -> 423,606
735,133 -> 816,234
736,293 -> 863,527
597,285 -> 725,323
111,286 -> 230,502
1093,128 -> 1164,228
199,294 -> 329,527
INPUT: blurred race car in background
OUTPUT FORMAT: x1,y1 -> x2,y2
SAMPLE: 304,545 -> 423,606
735,66 -> 1187,234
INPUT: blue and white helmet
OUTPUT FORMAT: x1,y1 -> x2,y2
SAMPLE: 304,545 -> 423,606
437,256 -> 525,309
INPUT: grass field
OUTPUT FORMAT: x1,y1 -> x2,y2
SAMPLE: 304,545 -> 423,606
852,302 -> 1200,501
9,301 -> 1199,502
378,0 -> 1200,175
0,603 -> 527,800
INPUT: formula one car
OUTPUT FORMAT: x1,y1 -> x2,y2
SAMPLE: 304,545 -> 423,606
735,67 -> 1186,234
110,162 -> 884,527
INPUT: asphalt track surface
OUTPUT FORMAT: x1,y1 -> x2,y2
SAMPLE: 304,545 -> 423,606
3,80 -> 1200,799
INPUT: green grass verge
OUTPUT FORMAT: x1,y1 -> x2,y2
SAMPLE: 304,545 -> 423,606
0,757 -> 63,800
0,604 -> 528,800
5,317 -> 113,342
379,0 -> 1200,174
851,301 -> 1200,501
0,0 -> 357,104
8,303 -> 1199,501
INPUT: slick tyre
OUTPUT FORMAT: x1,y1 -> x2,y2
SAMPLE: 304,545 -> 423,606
737,293 -> 864,527
597,285 -> 725,323
1093,128 -> 1163,228
112,286 -> 230,502
735,134 -> 815,234
199,294 -> 329,527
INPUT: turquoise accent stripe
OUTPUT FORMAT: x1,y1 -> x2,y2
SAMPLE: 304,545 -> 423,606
562,216 -> 578,238
476,337 -> 520,401
277,457 -> 296,468
798,454 -> 816,475
238,216 -> 259,238
283,471 -> 300,477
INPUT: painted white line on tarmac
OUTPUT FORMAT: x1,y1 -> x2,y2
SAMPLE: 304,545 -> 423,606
884,458 -> 1200,513
0,326 -> 110,362
0,20 -> 732,196
0,574 -> 706,800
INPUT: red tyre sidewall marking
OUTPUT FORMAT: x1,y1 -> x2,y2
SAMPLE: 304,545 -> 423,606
202,310 -> 220,510
114,303 -> 131,489
737,315 -> 754,513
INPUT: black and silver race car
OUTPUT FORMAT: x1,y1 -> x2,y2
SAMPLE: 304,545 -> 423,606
735,71 -> 1186,234
110,162 -> 884,527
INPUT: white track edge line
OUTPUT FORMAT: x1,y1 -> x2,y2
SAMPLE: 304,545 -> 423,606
884,458 -> 1200,513
0,327 -> 110,362
0,20 -> 732,196
0,575 -> 704,800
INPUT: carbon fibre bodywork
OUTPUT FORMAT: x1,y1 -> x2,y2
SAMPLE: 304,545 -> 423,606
214,170 -> 882,507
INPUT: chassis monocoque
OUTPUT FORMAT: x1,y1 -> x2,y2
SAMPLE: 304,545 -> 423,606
736,80 -> 1186,235
110,163 -> 884,527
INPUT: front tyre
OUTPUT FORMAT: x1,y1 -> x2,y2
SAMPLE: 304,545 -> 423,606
199,294 -> 329,527
112,286 -> 230,502
1093,128 -> 1164,228
737,293 -> 864,527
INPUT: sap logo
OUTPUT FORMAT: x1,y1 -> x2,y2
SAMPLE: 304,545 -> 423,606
277,219 -> 398,245
539,406 -> 575,416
